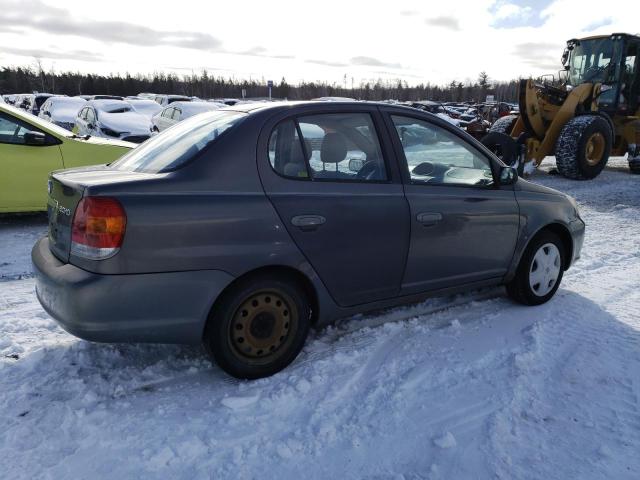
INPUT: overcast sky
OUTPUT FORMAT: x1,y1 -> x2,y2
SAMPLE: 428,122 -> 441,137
0,0 -> 635,86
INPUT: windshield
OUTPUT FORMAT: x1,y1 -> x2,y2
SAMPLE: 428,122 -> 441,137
110,110 -> 245,173
568,38 -> 622,86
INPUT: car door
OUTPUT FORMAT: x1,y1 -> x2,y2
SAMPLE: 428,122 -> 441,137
74,107 -> 87,134
0,111 -> 63,211
258,106 -> 410,307
85,108 -> 98,136
384,111 -> 520,295
172,107 -> 182,124
157,107 -> 171,131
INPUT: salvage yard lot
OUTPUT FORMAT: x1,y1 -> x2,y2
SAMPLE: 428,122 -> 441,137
1,157 -> 639,479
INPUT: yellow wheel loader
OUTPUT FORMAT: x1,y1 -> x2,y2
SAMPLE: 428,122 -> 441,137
482,33 -> 640,179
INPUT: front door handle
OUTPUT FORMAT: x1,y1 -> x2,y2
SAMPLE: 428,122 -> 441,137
416,212 -> 442,226
291,215 -> 326,231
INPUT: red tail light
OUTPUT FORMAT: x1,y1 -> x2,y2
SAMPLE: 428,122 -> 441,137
71,197 -> 126,260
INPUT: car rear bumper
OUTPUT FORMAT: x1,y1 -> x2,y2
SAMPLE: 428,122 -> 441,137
32,237 -> 234,344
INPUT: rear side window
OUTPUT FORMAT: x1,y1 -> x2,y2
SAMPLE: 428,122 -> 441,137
268,120 -> 309,178
268,112 -> 387,182
111,110 -> 245,173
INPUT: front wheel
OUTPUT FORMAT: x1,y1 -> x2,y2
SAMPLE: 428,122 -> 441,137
507,231 -> 565,306
555,115 -> 612,180
203,275 -> 311,379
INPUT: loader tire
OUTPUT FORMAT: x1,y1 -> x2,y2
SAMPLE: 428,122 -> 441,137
629,157 -> 640,174
489,115 -> 518,135
555,115 -> 611,180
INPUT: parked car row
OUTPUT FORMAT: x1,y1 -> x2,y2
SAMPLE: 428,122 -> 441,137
2,92 -> 237,140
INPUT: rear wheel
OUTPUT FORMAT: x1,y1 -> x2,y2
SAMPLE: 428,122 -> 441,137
555,115 -> 611,180
629,157 -> 640,174
203,274 -> 311,379
507,231 -> 565,306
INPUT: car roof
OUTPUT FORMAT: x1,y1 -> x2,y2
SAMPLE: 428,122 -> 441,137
220,100 -> 419,114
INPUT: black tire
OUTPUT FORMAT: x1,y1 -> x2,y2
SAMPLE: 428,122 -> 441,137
203,274 -> 311,379
489,114 -> 518,135
629,157 -> 640,174
555,115 -> 611,180
507,231 -> 565,306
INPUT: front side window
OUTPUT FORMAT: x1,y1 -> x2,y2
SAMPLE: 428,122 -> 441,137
0,112 -> 44,145
391,115 -> 494,187
268,112 -> 388,182
111,110 -> 245,173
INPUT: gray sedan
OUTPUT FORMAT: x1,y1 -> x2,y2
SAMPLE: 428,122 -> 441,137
32,101 -> 585,379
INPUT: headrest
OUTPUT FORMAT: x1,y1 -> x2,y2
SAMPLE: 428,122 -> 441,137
320,132 -> 347,164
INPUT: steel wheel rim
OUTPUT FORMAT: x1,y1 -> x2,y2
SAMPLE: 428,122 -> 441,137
585,132 -> 605,166
230,290 -> 294,360
529,243 -> 561,297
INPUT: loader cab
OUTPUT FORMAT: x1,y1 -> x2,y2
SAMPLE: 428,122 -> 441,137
565,34 -> 640,113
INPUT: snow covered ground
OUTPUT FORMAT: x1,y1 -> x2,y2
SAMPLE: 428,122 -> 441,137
1,157 -> 639,479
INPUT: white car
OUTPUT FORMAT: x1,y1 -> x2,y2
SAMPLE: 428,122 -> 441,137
74,100 -> 151,144
151,101 -> 223,133
126,98 -> 162,119
38,96 -> 86,131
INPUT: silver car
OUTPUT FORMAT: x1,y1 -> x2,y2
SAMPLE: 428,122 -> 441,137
151,101 -> 223,133
74,100 -> 151,144
39,96 -> 87,131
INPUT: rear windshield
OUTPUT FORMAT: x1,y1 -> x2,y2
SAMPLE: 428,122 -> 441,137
110,110 -> 245,173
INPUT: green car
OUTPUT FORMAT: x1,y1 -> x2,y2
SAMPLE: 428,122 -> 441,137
0,103 -> 134,213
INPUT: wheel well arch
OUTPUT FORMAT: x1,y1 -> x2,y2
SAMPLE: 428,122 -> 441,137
530,223 -> 574,270
204,265 -> 320,338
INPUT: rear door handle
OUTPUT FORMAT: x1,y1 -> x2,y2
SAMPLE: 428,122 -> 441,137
416,212 -> 442,226
291,215 -> 326,231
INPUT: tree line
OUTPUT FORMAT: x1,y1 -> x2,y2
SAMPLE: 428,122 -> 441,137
0,65 -> 520,103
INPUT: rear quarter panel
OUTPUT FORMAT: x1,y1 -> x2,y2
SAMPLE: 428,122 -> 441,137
71,114 -> 312,279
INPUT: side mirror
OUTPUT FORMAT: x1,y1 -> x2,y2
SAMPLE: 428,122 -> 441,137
499,166 -> 518,185
561,48 -> 569,67
24,131 -> 46,146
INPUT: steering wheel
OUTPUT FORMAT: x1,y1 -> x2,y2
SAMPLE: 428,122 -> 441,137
356,160 -> 382,180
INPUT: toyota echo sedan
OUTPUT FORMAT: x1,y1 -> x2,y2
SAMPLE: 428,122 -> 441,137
32,101 -> 585,379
